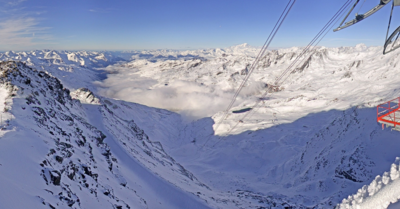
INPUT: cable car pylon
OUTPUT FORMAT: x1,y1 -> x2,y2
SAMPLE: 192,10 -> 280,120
334,0 -> 400,54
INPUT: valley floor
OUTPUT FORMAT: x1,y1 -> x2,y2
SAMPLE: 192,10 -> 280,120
0,45 -> 400,208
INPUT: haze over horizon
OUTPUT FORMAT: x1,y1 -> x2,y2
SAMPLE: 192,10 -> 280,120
0,0 -> 399,51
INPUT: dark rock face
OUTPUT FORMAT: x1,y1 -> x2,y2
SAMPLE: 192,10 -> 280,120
0,61 -> 137,208
41,168 -> 61,186
70,87 -> 100,104
0,61 -> 216,209
292,56 -> 312,74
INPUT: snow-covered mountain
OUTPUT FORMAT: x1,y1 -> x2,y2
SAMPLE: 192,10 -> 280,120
0,61 -> 212,208
0,44 -> 400,208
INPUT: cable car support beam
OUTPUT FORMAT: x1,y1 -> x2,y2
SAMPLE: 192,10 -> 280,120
384,0 -> 400,54
334,0 -> 391,32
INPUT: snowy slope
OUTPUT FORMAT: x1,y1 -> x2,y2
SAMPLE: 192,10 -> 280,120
1,44 -> 400,208
0,61 -> 210,208
338,158 -> 400,209
96,44 -> 400,208
0,59 -> 281,209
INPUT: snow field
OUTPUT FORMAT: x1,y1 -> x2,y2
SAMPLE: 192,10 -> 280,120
95,44 -> 400,137
0,86 -> 13,136
1,44 -> 400,208
338,158 -> 400,209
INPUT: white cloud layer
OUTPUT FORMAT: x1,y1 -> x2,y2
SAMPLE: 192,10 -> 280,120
96,68 -> 236,120
95,64 -> 268,120
0,17 -> 51,49
94,46 -> 271,120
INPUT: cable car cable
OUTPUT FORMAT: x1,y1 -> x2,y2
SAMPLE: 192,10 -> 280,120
201,0 -> 297,149
211,0 -> 354,147
214,0 -> 296,133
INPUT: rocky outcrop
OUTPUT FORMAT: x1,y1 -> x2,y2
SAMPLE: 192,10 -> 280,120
0,61 -> 144,208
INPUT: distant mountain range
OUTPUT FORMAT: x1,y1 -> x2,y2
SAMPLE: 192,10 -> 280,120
0,44 -> 399,208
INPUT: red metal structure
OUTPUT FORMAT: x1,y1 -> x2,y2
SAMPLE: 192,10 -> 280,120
377,97 -> 400,130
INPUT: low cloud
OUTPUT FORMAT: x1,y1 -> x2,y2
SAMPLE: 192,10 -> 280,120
95,65 -> 266,120
96,73 -> 232,120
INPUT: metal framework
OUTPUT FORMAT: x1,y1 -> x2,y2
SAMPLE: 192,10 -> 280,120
334,0 -> 391,32
334,0 -> 400,54
377,97 -> 400,130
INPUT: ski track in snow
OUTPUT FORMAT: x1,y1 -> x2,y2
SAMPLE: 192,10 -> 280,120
1,44 -> 400,208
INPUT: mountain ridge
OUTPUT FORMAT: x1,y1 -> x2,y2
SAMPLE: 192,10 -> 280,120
0,44 -> 400,208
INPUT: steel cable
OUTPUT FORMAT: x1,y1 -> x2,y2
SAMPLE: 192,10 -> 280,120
201,0 -> 297,149
211,0 -> 354,147
213,0 -> 296,133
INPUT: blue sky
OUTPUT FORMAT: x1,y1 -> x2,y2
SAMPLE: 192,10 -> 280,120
0,0 -> 399,51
